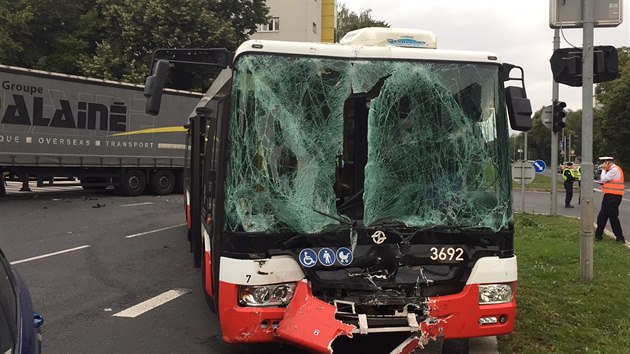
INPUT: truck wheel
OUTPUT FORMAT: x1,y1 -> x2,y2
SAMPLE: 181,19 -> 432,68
120,170 -> 146,196
150,170 -> 175,195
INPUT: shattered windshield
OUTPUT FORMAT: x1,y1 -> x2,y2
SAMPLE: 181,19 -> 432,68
224,54 -> 511,234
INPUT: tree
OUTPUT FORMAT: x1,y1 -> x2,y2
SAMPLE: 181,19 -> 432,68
520,105 -> 584,165
0,0 -> 268,89
521,107 -> 550,162
336,4 -> 389,42
79,0 -> 269,87
595,47 -> 630,169
0,0 -> 101,74
0,0 -> 33,65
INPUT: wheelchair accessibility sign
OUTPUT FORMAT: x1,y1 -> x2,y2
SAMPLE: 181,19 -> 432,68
299,247 -> 354,267
299,249 -> 318,267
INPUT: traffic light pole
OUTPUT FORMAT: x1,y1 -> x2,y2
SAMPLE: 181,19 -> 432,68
580,0 -> 595,282
550,28 -> 560,216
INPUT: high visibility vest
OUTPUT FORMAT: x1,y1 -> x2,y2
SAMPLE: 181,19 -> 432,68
575,166 -> 581,181
602,165 -> 625,195
562,167 -> 575,182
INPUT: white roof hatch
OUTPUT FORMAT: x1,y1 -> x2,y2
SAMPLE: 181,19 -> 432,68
339,27 -> 437,49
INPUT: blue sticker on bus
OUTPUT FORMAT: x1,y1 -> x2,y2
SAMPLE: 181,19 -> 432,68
299,249 -> 317,268
318,248 -> 336,267
336,247 -> 353,266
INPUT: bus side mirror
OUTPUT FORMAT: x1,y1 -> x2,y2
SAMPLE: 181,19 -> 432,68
505,86 -> 532,131
144,60 -> 170,116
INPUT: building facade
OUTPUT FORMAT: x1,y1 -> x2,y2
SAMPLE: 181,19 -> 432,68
250,0 -> 335,43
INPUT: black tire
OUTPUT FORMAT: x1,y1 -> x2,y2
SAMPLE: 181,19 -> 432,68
442,339 -> 469,354
120,169 -> 146,196
149,170 -> 175,195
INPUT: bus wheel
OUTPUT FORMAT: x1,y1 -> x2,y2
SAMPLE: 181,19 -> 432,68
120,170 -> 146,196
150,170 -> 175,195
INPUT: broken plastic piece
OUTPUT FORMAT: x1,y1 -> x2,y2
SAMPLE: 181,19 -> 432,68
276,280 -> 355,353
358,314 -> 368,334
390,335 -> 423,354
407,313 -> 419,332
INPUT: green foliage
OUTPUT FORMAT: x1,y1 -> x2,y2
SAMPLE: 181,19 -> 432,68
0,0 -> 33,64
516,105 -> 585,167
0,0 -> 100,74
0,0 -> 268,88
499,214 -> 630,353
595,47 -> 630,169
335,4 -> 389,42
523,106 -> 551,162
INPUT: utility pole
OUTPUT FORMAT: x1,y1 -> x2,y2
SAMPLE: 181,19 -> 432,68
580,0 -> 595,282
550,28 -> 560,216
521,133 -> 528,214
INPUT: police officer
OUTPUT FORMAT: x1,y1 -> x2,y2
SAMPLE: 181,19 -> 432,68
595,157 -> 625,243
562,162 -> 576,208
576,164 -> 582,204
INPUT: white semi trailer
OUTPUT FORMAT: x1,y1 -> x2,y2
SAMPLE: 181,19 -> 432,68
0,65 -> 202,196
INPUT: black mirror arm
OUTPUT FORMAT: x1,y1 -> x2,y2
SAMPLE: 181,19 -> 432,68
503,64 -> 528,97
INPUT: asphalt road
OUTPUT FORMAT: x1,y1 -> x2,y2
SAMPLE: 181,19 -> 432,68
3,188 -> 468,354
513,180 -> 630,237
7,178 -> 626,353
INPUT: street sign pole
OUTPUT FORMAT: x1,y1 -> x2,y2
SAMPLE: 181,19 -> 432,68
551,28 -> 560,216
580,0 -> 595,282
522,133 -> 528,213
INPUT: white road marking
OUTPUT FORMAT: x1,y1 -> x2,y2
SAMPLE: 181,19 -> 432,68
112,289 -> 190,318
10,245 -> 91,265
124,223 -> 187,238
121,202 -> 154,207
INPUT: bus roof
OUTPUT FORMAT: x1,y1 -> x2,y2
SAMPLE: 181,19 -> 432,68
235,28 -> 501,65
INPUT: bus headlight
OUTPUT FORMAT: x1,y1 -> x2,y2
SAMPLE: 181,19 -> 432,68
478,283 -> 513,304
239,283 -> 296,307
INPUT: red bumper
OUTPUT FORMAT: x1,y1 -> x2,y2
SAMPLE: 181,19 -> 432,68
218,281 -> 516,352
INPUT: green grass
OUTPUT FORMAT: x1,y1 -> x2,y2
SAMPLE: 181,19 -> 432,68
498,214 -> 630,353
511,173 -> 573,191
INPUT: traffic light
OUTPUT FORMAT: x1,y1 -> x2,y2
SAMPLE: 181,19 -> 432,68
552,99 -> 566,133
550,46 -> 619,87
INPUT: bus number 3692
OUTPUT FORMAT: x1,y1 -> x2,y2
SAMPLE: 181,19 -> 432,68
429,247 -> 465,262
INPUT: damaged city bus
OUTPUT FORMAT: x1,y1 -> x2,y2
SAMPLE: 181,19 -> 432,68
144,28 -> 532,353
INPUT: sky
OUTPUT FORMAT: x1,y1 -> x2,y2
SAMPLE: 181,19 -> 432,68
339,0 -> 630,112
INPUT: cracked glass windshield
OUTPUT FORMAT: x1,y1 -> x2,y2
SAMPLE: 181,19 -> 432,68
224,54 -> 511,234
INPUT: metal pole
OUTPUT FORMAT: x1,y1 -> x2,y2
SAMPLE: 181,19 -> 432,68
580,0 -> 595,282
521,133 -> 528,213
551,29 -> 560,216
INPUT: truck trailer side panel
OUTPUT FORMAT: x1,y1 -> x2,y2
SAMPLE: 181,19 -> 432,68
0,65 -> 202,194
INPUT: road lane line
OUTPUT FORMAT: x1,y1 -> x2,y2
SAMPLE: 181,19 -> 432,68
10,245 -> 91,265
112,289 -> 190,318
124,223 -> 186,239
121,202 -> 154,207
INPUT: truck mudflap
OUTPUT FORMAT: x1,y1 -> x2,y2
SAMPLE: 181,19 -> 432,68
276,280 -> 355,353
